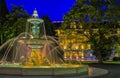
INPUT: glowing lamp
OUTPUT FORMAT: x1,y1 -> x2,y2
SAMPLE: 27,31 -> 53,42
75,45 -> 79,50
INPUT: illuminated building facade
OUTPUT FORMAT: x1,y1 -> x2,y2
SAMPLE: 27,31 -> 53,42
56,22 -> 120,61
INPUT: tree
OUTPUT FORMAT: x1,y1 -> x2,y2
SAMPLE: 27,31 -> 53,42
0,0 -> 8,19
0,0 -> 9,45
2,5 -> 29,44
61,0 -> 120,63
42,15 -> 55,36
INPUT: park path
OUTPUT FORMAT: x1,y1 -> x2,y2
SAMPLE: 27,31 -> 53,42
89,64 -> 120,78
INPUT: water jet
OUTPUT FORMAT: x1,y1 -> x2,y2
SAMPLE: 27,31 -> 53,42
0,9 -> 88,76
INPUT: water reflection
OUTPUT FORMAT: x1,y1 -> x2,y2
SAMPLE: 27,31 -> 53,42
88,67 -> 108,77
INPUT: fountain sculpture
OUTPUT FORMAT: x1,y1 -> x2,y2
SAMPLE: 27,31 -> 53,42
0,9 -> 88,76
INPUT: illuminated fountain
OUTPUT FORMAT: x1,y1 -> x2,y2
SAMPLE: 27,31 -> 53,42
0,9 -> 88,76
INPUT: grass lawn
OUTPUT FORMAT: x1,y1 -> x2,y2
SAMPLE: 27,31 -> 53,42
80,61 -> 120,65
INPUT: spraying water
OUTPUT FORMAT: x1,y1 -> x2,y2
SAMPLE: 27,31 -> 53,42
0,9 -> 64,66
0,9 -> 88,77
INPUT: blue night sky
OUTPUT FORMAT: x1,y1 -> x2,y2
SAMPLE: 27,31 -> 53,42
6,0 -> 76,21
6,0 -> 120,21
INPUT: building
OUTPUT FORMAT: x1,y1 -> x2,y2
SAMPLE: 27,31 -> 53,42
56,21 -> 120,61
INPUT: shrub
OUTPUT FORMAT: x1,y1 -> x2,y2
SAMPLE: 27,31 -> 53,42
112,57 -> 119,61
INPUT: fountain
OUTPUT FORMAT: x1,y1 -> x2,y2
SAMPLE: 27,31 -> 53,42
0,9 -> 88,76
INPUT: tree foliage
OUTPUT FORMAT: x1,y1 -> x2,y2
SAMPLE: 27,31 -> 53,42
61,0 -> 120,63
0,0 -> 9,45
42,15 -> 55,36
1,5 -> 29,44
0,0 -> 8,20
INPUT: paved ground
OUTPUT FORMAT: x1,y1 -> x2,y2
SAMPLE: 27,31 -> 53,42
89,64 -> 120,78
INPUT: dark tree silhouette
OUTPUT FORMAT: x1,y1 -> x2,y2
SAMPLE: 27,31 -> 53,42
0,0 -> 9,45
2,5 -> 29,44
42,15 -> 55,36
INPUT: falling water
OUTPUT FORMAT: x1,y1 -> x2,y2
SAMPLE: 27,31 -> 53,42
0,9 -> 64,66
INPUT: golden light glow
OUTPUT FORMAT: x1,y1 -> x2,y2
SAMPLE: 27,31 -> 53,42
57,30 -> 60,35
82,52 -> 84,57
24,50 -> 50,66
63,44 -> 67,49
115,52 -> 119,57
64,53 -> 67,58
88,44 -> 91,49
56,24 -> 120,61
75,45 -> 79,50
81,45 -> 84,49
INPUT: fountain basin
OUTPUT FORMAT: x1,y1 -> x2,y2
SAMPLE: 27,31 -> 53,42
0,64 -> 88,75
